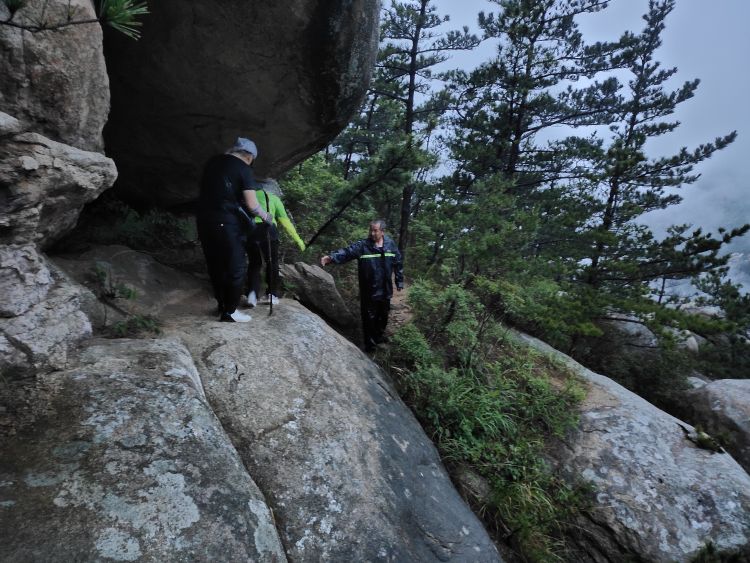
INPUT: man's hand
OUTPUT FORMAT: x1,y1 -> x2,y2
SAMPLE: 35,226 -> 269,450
320,255 -> 332,267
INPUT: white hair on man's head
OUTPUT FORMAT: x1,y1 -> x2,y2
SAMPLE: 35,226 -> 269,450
371,219 -> 386,231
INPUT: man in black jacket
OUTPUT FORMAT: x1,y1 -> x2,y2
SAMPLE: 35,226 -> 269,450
321,220 -> 404,352
197,137 -> 272,322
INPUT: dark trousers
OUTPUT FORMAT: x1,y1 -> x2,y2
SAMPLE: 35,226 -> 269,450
361,298 -> 390,350
247,236 -> 280,297
197,219 -> 247,314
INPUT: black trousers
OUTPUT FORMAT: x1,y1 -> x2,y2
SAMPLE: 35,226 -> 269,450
361,298 -> 390,350
246,235 -> 280,297
197,219 -> 247,315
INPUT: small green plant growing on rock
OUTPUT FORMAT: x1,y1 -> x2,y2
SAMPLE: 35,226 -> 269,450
111,314 -> 160,338
90,263 -> 137,302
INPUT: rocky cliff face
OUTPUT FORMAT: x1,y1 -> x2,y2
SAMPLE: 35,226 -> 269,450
0,0 -> 117,376
0,0 -> 110,152
102,0 -> 380,207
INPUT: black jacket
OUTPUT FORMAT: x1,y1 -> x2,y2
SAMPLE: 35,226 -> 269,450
330,236 -> 404,301
197,154 -> 256,225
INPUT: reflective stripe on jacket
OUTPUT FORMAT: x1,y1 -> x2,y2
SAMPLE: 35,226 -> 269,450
329,236 -> 404,301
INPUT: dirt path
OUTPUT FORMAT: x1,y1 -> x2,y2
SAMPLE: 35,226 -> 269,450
386,283 -> 413,337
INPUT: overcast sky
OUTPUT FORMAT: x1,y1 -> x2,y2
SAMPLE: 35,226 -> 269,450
430,0 -> 750,254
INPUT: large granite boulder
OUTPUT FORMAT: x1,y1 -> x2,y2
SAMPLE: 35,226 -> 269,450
281,261 -> 358,331
678,379 -> 750,474
0,338 -> 286,561
45,249 -> 501,561
515,332 -> 750,562
0,0 -> 110,152
0,130 -> 117,249
168,304 -> 501,562
102,0 -> 380,207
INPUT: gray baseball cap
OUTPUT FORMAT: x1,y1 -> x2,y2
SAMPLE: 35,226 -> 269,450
231,137 -> 258,158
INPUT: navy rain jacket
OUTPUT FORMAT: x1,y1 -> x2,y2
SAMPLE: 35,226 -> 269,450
330,235 -> 404,301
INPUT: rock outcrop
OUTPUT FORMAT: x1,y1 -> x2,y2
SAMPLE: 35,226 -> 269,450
52,244 -> 210,323
0,131 -> 117,249
170,304 -> 500,562
0,0 -> 110,152
0,1 -> 116,377
9,246 -> 503,561
515,332 -> 750,563
103,0 -> 380,207
281,261 -> 358,332
0,338 -> 286,562
678,379 -> 750,474
0,246 -> 92,375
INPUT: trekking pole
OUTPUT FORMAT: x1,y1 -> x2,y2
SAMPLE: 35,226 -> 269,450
263,191 -> 273,316
267,225 -> 273,316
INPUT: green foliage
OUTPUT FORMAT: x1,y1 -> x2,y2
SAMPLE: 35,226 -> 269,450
89,263 -> 137,302
110,314 -> 160,338
691,271 -> 750,378
64,193 -> 196,253
1,0 -> 148,38
388,323 -> 434,370
281,154 -> 346,242
97,0 -> 148,39
385,282 -> 588,561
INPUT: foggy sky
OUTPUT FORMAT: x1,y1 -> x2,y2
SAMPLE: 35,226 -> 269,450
430,0 -> 750,253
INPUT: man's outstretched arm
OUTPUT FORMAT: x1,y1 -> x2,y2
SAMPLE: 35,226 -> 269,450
320,240 -> 366,267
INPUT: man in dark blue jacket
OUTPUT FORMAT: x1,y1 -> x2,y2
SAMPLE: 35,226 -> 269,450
321,220 -> 404,352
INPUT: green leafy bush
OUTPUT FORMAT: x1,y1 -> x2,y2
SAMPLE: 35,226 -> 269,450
384,282 -> 588,561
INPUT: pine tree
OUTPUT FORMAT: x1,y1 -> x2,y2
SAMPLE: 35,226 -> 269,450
365,0 -> 479,254
576,0 -> 747,307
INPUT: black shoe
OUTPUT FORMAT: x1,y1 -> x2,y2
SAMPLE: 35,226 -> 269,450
219,313 -> 234,322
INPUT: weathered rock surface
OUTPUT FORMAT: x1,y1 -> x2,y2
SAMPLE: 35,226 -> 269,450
0,0 -> 110,151
0,244 -> 52,317
599,315 -> 658,349
0,131 -> 117,248
168,301 -> 501,562
281,261 -> 358,331
102,0 -> 380,207
679,379 -> 750,474
0,337 -> 286,561
0,245 -> 92,375
515,331 -> 750,563
46,247 -> 500,560
51,244 -> 210,321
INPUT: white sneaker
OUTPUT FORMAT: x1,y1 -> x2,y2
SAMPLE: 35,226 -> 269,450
247,291 -> 257,308
229,310 -> 252,323
263,294 -> 279,305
